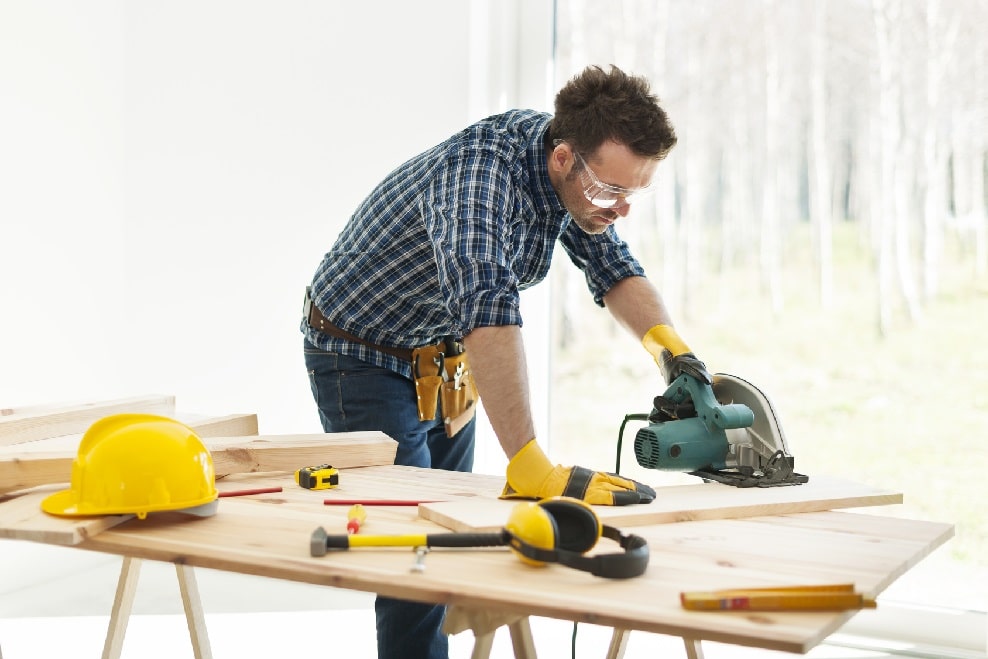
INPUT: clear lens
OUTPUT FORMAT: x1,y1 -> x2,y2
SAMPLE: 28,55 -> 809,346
584,186 -> 651,208
573,151 -> 653,208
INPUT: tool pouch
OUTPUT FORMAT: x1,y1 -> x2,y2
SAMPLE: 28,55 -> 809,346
411,343 -> 478,437
412,343 -> 445,422
439,352 -> 478,437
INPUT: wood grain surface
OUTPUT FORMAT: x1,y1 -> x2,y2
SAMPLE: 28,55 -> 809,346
56,466 -> 951,655
0,434 -> 397,544
0,414 -> 258,494
418,475 -> 903,532
0,414 -> 265,495
0,395 -> 178,446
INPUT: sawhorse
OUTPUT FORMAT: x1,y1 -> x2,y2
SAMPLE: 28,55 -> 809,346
444,607 -> 704,659
102,557 -> 212,659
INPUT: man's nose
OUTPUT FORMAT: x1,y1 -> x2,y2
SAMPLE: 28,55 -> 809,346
613,198 -> 632,217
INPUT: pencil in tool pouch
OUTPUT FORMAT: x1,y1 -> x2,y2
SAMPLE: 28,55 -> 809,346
680,583 -> 877,611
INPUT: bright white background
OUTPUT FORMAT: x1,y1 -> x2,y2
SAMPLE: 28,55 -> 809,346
0,0 -> 554,475
2,4 -> 985,658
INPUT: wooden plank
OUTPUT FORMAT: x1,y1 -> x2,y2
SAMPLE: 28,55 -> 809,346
0,434 -> 397,545
418,475 -> 902,532
206,431 -> 397,477
0,415 -> 270,495
66,470 -> 951,655
184,413 -> 258,439
0,413 -> 258,457
0,396 -> 177,446
0,488 -> 134,545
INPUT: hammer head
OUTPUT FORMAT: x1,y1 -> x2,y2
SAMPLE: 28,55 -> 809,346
310,526 -> 328,557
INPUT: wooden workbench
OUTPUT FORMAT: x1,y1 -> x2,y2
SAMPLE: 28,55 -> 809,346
0,467 -> 953,657
0,400 -> 955,657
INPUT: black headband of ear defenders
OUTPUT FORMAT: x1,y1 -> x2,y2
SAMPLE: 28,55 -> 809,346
505,525 -> 650,579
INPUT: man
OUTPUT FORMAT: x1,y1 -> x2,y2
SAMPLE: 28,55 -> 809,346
302,65 -> 710,659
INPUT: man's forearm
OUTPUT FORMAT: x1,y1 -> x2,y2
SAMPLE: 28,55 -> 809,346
462,325 -> 535,459
603,275 -> 675,339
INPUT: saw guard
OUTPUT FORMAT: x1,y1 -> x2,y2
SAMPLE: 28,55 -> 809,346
702,373 -> 807,487
712,373 -> 790,464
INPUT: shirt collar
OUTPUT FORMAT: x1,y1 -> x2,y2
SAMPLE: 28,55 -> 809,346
526,115 -> 567,218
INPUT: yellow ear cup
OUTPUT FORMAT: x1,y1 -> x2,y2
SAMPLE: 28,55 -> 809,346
537,496 -> 602,553
505,501 -> 557,567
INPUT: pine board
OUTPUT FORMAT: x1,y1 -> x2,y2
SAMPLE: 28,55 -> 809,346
0,433 -> 397,544
418,475 -> 902,532
0,414 -> 261,495
0,395 -> 177,446
66,467 -> 950,655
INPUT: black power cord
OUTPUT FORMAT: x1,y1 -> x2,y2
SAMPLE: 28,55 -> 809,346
615,412 -> 650,474
569,412 -> 651,659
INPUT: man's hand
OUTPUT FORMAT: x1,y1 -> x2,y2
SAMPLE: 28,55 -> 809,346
642,324 -> 711,385
500,440 -> 656,506
658,349 -> 712,385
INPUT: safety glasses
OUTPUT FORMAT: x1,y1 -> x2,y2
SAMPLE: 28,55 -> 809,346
571,149 -> 655,209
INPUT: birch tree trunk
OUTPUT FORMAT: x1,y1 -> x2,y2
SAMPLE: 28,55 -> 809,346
971,35 -> 988,276
872,0 -> 897,336
808,0 -> 834,310
920,0 -> 952,299
680,31 -> 706,323
761,0 -> 784,316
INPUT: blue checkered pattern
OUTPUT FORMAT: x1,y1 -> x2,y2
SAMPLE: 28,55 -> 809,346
303,109 -> 645,378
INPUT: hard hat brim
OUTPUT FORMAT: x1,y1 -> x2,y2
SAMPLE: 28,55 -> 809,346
40,488 -> 219,519
40,488 -> 87,517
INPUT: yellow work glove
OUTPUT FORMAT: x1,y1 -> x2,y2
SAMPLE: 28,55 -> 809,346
642,324 -> 712,385
500,439 -> 656,506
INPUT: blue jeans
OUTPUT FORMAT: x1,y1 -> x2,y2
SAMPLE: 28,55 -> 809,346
304,339 -> 475,659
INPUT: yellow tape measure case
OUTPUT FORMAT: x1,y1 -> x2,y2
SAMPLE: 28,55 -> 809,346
295,464 -> 340,490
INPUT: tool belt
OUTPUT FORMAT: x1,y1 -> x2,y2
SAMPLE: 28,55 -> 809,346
304,287 -> 477,437
411,340 -> 478,438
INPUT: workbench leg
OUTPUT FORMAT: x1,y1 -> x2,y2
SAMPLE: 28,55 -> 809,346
507,617 -> 537,659
175,564 -> 213,659
683,638 -> 704,659
102,556 -> 142,659
469,631 -> 495,659
605,628 -> 629,659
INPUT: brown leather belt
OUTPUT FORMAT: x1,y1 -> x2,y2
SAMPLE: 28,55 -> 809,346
304,288 -> 414,362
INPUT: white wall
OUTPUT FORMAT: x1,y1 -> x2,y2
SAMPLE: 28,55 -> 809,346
1,1 -> 553,473
1,3 -> 127,401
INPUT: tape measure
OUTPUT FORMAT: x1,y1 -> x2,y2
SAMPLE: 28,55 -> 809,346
295,464 -> 340,490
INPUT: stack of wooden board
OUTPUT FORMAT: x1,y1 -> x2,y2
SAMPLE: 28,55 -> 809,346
0,395 -> 398,544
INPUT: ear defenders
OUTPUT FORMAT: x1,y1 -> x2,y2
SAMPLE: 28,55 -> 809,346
504,497 -> 649,579
309,496 -> 649,579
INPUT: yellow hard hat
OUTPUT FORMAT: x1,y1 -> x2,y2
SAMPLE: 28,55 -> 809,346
41,413 -> 218,520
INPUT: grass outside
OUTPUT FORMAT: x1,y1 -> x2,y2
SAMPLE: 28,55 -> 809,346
549,223 -> 988,574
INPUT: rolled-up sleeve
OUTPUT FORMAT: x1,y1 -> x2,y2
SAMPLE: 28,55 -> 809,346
560,223 -> 646,306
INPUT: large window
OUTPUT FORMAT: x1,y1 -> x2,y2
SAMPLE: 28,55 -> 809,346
549,0 -> 987,635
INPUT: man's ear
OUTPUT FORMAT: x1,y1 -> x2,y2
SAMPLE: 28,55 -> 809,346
549,142 -> 571,175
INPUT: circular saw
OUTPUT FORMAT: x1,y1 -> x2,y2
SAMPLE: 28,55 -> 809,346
632,373 -> 808,487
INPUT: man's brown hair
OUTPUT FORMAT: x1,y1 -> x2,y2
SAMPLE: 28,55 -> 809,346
550,65 -> 677,160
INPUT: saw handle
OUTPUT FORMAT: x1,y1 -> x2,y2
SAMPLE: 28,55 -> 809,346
665,374 -> 753,430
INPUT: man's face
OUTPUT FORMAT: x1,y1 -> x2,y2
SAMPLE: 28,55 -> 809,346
552,140 -> 659,235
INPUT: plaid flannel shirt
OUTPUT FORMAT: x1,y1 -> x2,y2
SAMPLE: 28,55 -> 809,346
303,109 -> 645,378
